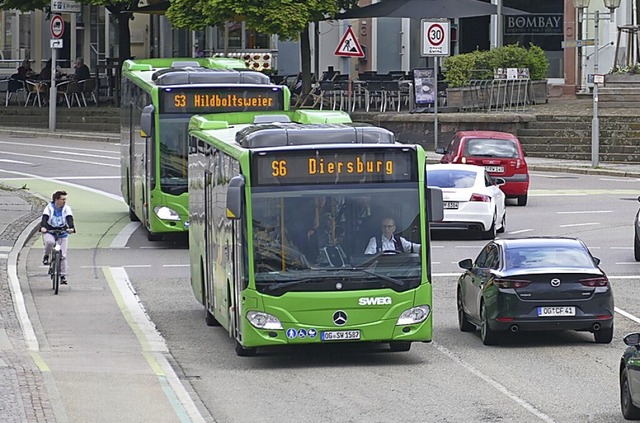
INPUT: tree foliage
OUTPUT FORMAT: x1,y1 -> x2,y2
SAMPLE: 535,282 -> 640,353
167,0 -> 359,95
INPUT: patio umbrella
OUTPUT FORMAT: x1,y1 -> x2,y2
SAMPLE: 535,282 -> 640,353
336,0 -> 526,19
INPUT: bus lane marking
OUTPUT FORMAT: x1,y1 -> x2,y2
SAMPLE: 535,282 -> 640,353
0,151 -> 118,167
104,267 -> 205,423
559,223 -> 599,228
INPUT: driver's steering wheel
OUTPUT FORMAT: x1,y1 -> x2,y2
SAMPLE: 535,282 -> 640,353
382,249 -> 402,255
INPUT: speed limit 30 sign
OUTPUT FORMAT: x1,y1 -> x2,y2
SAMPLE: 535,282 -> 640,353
421,19 -> 450,57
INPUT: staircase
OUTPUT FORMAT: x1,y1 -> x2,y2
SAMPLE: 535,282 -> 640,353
0,105 -> 119,133
516,114 -> 640,162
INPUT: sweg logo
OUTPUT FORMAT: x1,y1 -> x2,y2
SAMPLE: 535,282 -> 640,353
358,297 -> 392,306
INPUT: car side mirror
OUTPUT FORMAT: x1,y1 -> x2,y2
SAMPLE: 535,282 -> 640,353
624,333 -> 640,346
493,177 -> 506,186
593,257 -> 601,266
435,147 -> 446,155
637,195 -> 640,203
458,258 -> 473,270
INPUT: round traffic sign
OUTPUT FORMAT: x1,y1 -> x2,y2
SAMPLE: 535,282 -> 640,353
427,23 -> 445,47
51,15 -> 64,39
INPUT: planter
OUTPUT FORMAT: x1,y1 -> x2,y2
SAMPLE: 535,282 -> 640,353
604,73 -> 640,86
528,80 -> 548,104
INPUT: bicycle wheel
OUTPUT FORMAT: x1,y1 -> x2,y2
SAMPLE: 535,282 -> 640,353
52,251 -> 61,295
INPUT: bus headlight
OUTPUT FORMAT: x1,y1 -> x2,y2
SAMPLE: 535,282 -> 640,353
246,311 -> 283,330
396,305 -> 431,325
153,206 -> 181,221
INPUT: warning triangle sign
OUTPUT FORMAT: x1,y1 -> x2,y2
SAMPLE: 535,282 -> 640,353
334,26 -> 365,58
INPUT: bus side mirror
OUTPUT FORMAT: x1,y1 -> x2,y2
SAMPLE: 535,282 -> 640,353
226,175 -> 245,220
140,104 -> 155,138
427,187 -> 443,222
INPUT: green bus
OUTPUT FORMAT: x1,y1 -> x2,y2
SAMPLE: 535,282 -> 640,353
120,57 -> 290,240
187,109 -> 443,356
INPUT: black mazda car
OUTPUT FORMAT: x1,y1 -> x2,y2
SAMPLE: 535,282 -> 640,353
457,237 -> 614,345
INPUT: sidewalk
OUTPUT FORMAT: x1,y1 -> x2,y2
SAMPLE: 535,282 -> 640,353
0,127 -> 639,422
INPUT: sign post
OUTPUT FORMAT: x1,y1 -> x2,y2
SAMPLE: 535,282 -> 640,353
334,26 -> 365,113
49,14 -> 64,131
420,19 -> 451,149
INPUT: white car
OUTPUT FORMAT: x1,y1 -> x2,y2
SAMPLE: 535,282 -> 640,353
426,164 -> 506,239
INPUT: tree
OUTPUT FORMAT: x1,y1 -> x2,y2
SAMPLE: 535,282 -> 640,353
0,0 -> 143,68
166,0 -> 359,95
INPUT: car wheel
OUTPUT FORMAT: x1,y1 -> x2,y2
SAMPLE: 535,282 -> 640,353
458,289 -> 475,332
594,325 -> 614,344
481,214 -> 497,240
517,194 -> 528,206
480,302 -> 500,346
621,368 -> 640,419
497,211 -> 506,233
635,228 -> 640,261
389,342 -> 412,352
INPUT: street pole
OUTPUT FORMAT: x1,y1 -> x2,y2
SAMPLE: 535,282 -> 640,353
591,9 -> 600,168
49,47 -> 57,131
434,57 -> 439,150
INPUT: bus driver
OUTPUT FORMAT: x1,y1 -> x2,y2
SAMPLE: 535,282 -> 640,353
364,217 -> 420,255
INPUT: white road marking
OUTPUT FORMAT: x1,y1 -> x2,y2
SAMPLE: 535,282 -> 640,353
0,151 -> 118,168
615,262 -> 640,265
556,210 -> 612,214
111,222 -> 141,248
0,140 -> 120,153
559,222 -> 599,228
434,343 -> 556,423
52,150 -> 119,160
162,264 -> 189,268
0,159 -> 33,165
601,177 -> 638,182
616,308 -> 640,324
508,229 -> 533,235
611,247 -> 632,250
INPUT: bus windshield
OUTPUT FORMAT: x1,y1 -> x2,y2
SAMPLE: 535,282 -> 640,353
158,116 -> 190,195
250,184 -> 423,295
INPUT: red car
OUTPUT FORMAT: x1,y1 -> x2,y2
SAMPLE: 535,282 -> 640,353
435,130 -> 529,206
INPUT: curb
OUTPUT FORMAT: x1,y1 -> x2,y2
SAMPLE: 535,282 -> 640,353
0,127 -> 118,143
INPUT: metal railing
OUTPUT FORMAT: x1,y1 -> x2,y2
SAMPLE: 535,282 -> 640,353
462,79 -> 532,112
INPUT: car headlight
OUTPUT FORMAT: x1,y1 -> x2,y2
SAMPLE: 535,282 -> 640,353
153,206 -> 181,221
246,311 -> 283,330
396,305 -> 431,325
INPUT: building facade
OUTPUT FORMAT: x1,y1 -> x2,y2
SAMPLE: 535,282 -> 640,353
1,0 -> 635,94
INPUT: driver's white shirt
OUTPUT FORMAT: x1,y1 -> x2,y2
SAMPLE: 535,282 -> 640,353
364,235 -> 420,255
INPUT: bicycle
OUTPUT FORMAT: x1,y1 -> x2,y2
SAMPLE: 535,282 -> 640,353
44,227 -> 69,295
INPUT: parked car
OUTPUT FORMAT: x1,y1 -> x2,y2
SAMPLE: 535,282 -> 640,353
456,237 -> 614,345
435,130 -> 530,206
634,196 -> 640,261
426,164 -> 506,239
620,333 -> 640,420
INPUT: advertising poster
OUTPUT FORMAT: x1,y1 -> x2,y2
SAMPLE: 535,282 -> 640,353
412,68 -> 435,106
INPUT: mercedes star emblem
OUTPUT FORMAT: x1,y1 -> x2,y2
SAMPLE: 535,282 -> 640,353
333,310 -> 347,326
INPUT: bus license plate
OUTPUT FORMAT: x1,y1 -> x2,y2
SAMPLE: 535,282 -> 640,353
485,166 -> 504,173
443,202 -> 459,209
321,330 -> 361,341
537,306 -> 575,317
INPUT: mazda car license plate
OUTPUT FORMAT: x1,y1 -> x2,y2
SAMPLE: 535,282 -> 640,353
443,201 -> 459,209
537,306 -> 575,317
485,166 -> 504,173
321,330 -> 361,341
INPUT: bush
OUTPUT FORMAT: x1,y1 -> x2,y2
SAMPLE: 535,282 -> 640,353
443,43 -> 549,87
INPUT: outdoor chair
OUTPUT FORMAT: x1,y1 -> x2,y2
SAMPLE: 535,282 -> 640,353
25,80 -> 48,107
79,79 -> 98,106
56,80 -> 83,108
1,78 -> 26,106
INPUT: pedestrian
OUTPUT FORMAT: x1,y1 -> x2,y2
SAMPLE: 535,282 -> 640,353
40,190 -> 76,285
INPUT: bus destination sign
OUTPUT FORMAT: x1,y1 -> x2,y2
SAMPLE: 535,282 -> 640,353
253,149 -> 417,186
160,86 -> 285,114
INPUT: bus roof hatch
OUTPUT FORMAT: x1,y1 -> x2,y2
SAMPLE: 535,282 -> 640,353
235,123 -> 395,148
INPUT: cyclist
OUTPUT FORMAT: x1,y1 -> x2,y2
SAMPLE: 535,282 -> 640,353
40,190 -> 75,285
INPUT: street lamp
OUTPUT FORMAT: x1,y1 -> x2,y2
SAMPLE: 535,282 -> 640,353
572,0 -> 621,168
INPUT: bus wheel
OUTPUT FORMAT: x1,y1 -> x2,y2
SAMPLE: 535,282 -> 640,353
235,340 -> 257,357
128,206 -> 140,222
147,229 -> 162,241
389,342 -> 411,352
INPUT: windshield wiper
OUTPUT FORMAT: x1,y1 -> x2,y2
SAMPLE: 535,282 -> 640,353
258,278 -> 319,292
351,267 -> 405,287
